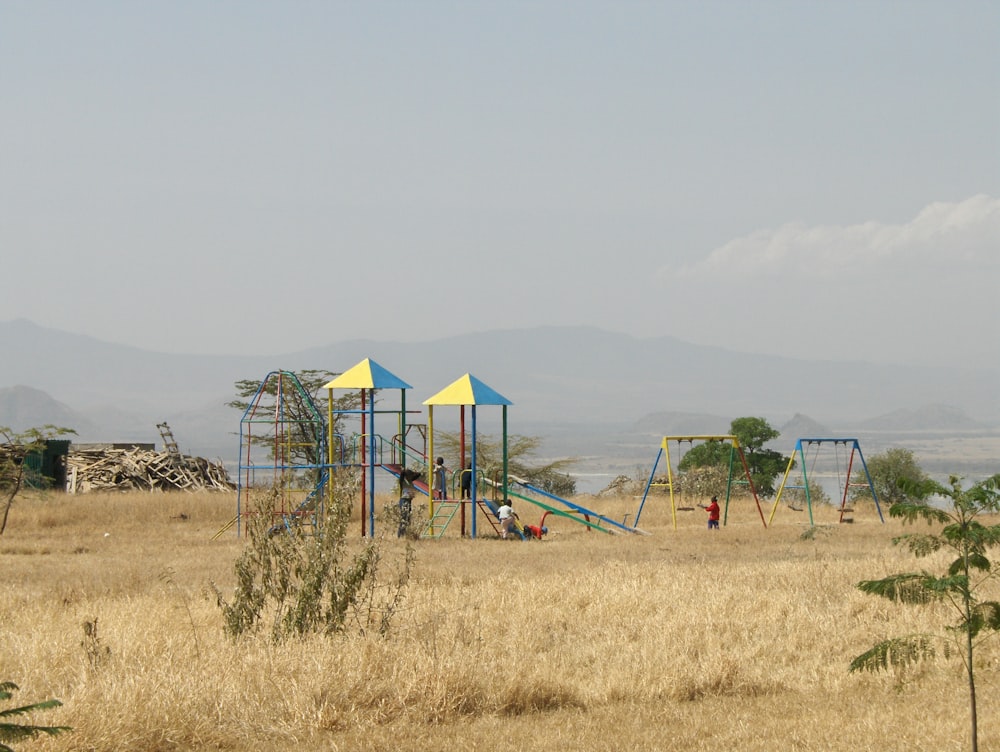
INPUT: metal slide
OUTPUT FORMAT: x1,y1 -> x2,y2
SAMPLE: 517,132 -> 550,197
505,476 -> 650,535
480,477 -> 613,534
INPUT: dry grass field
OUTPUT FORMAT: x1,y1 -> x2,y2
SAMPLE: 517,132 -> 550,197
2,488 -> 1000,751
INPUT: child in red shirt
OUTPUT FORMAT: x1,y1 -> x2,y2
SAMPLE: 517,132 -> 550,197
524,524 -> 548,540
703,495 -> 720,530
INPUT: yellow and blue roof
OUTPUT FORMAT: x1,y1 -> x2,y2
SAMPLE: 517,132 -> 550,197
322,358 -> 411,390
423,373 -> 512,406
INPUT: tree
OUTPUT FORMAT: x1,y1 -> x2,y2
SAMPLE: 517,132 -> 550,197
730,417 -> 787,496
229,370 -> 361,469
677,417 -> 788,496
851,447 -> 929,505
433,432 -> 578,497
850,473 -> 1000,752
0,425 -> 76,536
0,682 -> 71,751
677,439 -> 730,472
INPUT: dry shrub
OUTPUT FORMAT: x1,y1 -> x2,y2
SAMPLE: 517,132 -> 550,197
668,656 -> 780,702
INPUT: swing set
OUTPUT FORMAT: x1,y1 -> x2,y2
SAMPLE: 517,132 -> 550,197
767,438 -> 884,526
634,435 -> 767,529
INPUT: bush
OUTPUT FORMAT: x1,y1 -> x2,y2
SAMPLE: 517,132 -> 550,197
212,488 -> 415,641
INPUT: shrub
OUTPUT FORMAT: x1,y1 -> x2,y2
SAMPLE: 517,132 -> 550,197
212,488 -> 415,641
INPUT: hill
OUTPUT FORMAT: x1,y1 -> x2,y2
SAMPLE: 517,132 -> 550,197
0,385 -> 97,437
0,319 -> 997,469
858,403 -> 987,431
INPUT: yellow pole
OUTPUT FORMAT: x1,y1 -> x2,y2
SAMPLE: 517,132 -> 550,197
664,438 -> 677,530
427,405 -> 435,520
327,387 -> 335,521
768,453 -> 798,525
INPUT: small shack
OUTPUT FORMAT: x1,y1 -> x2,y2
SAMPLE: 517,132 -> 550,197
24,439 -> 71,489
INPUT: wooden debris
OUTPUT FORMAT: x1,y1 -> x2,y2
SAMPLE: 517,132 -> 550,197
66,447 -> 235,494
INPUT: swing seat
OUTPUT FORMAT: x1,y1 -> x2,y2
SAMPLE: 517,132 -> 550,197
676,506 -> 695,511
786,504 -> 803,512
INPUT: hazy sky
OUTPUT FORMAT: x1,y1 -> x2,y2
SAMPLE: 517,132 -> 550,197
3,2 -> 998,370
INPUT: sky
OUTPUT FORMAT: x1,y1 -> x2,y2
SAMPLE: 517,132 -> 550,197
2,1 -> 998,370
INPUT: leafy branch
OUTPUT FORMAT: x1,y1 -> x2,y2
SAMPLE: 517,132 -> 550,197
0,682 -> 71,751
850,473 -> 1000,752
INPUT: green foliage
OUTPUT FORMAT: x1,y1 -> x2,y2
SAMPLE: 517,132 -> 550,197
212,488 -> 415,641
675,417 -> 788,497
851,447 -> 929,504
730,416 -> 780,448
0,425 -> 76,536
433,432 -> 578,496
851,473 -> 1000,752
0,682 -> 71,751
677,439 -> 730,472
731,417 -> 786,497
848,636 -> 939,674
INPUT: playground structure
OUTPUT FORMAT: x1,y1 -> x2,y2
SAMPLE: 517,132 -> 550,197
633,435 -> 767,530
231,365 -> 884,538
767,438 -> 884,526
233,359 -> 647,540
232,370 -> 328,537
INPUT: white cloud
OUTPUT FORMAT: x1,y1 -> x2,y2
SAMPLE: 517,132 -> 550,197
655,195 -> 1000,370
672,194 -> 1000,280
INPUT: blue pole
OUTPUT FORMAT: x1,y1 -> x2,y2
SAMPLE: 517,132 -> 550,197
368,391 -> 376,537
471,406 -> 478,539
634,446 -> 664,527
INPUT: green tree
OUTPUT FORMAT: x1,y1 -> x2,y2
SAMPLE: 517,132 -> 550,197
677,417 -> 788,496
850,473 -> 1000,752
677,439 -> 730,471
851,447 -> 929,505
0,682 -> 71,751
0,425 -> 76,536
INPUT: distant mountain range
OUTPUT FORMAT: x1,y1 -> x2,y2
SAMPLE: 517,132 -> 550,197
1,319 -> 997,469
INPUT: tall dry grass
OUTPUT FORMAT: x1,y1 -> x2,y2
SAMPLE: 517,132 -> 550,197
1,489 -> 998,751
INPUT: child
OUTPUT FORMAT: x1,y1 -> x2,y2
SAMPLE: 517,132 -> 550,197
433,456 -> 448,500
524,523 -> 548,540
397,468 -> 422,537
497,500 -> 517,539
701,495 -> 720,530
460,463 -> 472,499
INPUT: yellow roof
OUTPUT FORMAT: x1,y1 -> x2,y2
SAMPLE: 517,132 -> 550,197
322,358 -> 411,390
423,373 -> 512,406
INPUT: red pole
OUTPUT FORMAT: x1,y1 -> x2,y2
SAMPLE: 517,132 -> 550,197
361,390 -> 367,537
460,405 -> 467,536
842,446 -> 856,523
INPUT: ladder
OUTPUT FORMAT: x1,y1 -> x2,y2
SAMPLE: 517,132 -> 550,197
156,422 -> 197,488
156,422 -> 183,462
477,500 -> 504,536
421,501 -> 462,539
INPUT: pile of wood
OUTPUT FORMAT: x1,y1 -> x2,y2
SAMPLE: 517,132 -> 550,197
67,447 -> 235,494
